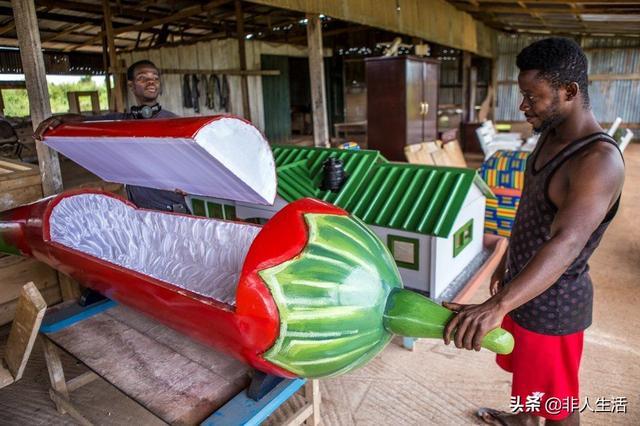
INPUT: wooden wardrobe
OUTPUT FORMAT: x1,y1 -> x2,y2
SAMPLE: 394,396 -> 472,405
365,56 -> 440,161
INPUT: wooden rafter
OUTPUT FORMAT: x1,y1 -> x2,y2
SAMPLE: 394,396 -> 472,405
456,4 -> 640,15
36,0 -> 216,30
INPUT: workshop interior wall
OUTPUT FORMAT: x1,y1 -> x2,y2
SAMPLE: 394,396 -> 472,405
118,39 -> 331,132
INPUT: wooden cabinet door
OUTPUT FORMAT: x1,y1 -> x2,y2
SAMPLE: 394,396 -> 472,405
422,61 -> 439,141
366,58 -> 407,161
405,58 -> 424,146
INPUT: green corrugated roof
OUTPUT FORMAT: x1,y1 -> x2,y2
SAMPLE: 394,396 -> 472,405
272,145 -> 493,238
273,145 -> 385,207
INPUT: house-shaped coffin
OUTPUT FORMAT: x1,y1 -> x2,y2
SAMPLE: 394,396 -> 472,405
188,146 -> 494,299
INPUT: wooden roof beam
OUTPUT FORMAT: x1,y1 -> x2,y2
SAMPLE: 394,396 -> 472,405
470,0 -> 640,3
111,0 -> 232,35
456,5 -> 640,15
36,0 -> 217,30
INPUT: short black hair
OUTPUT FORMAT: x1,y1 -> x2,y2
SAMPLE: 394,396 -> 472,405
516,37 -> 589,106
126,60 -> 159,81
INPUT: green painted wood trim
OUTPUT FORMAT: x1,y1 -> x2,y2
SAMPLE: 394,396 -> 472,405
387,234 -> 420,271
453,219 -> 473,258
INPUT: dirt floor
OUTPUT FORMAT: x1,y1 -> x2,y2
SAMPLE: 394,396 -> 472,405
0,144 -> 638,425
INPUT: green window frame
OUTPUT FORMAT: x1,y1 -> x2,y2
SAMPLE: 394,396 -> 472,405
191,198 -> 206,217
190,198 -> 237,220
387,235 -> 420,270
206,201 -> 224,219
223,204 -> 236,220
453,219 -> 473,257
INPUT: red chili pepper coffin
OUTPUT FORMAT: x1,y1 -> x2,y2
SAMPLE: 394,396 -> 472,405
0,190 -> 514,379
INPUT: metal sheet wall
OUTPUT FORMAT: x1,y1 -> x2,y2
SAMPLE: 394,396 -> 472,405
495,34 -> 640,124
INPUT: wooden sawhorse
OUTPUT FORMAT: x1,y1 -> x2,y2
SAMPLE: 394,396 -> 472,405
40,301 -> 320,425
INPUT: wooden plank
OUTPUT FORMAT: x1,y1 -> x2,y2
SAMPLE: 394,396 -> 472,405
0,159 -> 33,171
11,0 -> 63,196
0,363 -> 14,388
304,379 -> 321,426
42,336 -> 69,414
0,182 -> 44,211
58,273 -> 82,302
0,172 -> 41,191
590,73 -> 640,81
160,68 -> 280,76
306,14 -> 329,147
0,284 -> 61,326
47,306 -> 250,425
4,282 -> 47,381
283,404 -> 313,426
235,0 -> 251,120
0,255 -> 58,306
66,371 -> 98,392
49,388 -> 93,425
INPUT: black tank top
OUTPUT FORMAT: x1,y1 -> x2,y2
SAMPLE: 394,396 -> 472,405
504,132 -> 622,335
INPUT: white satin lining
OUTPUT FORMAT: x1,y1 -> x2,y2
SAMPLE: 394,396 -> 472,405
49,193 -> 260,306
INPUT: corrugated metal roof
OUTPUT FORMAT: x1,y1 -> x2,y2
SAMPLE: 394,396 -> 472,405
272,145 -> 492,238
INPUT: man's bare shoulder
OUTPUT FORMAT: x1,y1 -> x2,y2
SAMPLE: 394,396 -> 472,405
567,139 -> 624,189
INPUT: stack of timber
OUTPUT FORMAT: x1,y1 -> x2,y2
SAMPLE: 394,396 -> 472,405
0,158 -> 60,325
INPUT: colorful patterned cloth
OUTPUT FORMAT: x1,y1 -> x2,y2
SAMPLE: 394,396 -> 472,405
481,151 -> 530,237
480,150 -> 529,190
485,187 -> 521,237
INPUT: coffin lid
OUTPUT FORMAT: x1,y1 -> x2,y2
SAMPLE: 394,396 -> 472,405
44,115 -> 277,205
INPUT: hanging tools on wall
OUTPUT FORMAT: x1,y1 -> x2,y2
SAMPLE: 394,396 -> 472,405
182,74 -> 193,109
182,73 -> 230,113
191,74 -> 200,113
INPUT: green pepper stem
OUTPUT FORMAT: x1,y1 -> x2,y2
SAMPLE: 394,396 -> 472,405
383,288 -> 514,355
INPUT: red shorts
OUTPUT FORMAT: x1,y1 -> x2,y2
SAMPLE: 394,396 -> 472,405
496,315 -> 584,421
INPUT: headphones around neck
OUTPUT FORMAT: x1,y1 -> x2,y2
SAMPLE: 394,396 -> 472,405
130,103 -> 161,119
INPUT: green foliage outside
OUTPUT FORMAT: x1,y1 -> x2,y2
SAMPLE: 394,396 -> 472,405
3,75 -> 108,117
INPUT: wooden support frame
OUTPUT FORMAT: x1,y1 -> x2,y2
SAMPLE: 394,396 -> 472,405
11,0 -> 63,197
306,14 -> 330,148
39,303 -> 321,425
102,0 -> 124,112
66,91 -> 100,115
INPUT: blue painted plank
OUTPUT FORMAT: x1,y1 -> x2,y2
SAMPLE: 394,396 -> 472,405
40,299 -> 118,334
202,378 -> 306,426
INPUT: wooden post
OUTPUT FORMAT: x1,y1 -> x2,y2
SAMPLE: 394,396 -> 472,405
42,336 -> 69,414
461,51 -> 471,124
12,0 -> 63,196
490,57 -> 498,121
469,66 -> 478,123
235,0 -> 251,120
101,22 -> 113,111
67,92 -> 81,114
306,14 -> 329,147
102,0 -> 124,112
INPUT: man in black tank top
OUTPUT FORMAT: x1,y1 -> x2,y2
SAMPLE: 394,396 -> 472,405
442,38 -> 624,425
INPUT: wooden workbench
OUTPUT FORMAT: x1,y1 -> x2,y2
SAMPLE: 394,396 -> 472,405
40,303 -> 320,425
